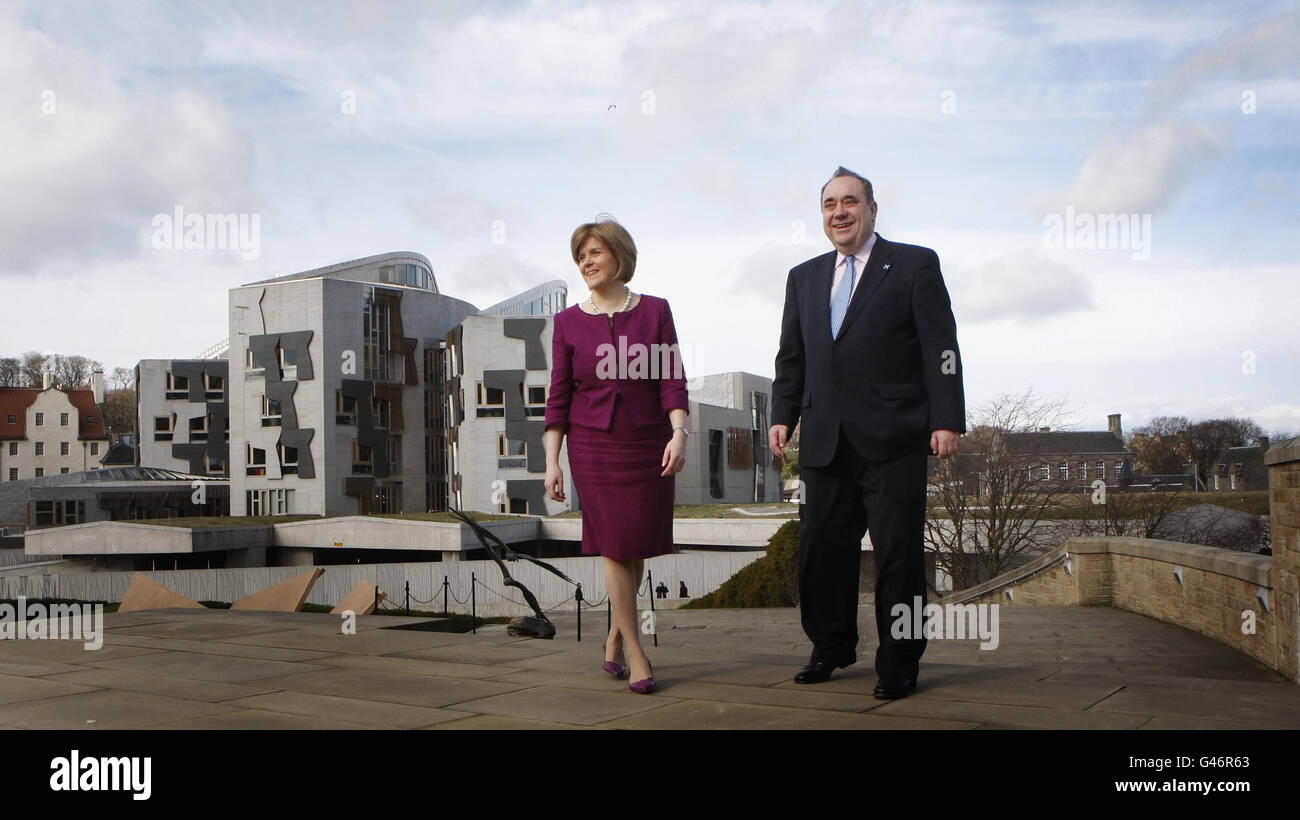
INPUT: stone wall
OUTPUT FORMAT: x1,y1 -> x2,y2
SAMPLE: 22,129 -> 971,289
1266,436 -> 1300,681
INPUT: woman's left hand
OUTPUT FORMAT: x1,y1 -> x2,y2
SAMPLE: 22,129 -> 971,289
661,431 -> 687,477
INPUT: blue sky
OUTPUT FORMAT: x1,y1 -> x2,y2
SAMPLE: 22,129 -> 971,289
3,0 -> 1298,437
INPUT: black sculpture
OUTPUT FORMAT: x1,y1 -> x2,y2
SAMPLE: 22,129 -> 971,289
449,508 -> 579,639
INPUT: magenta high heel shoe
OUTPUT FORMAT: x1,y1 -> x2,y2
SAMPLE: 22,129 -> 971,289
629,659 -> 655,694
602,641 -> 627,678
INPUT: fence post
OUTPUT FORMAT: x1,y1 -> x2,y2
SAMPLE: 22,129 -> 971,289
647,569 -> 657,647
442,575 -> 449,616
471,571 -> 477,634
575,582 -> 583,642
405,580 -> 410,615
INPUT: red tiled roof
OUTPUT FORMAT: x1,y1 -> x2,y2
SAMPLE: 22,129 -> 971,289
0,387 -> 108,440
0,388 -> 39,439
66,389 -> 108,439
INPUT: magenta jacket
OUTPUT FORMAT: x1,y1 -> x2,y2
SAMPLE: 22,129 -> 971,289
545,294 -> 690,431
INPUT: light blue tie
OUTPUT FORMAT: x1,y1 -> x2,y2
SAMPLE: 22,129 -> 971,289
830,255 -> 856,340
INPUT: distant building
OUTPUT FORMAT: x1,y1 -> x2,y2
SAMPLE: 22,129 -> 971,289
680,372 -> 782,505
1210,437 -> 1269,492
228,251 -> 477,517
134,359 -> 230,477
0,467 -> 228,531
0,373 -> 111,483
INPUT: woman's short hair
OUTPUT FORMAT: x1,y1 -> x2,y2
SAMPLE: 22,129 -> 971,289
570,218 -> 637,283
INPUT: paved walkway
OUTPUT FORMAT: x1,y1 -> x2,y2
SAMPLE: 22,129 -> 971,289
0,605 -> 1296,729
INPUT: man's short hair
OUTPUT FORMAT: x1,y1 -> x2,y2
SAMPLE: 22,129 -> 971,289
821,166 -> 874,203
570,216 -> 638,283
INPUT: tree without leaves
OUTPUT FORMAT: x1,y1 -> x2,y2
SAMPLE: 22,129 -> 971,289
102,389 -> 136,438
108,366 -> 135,392
925,388 -> 1079,592
49,354 -> 103,389
1071,486 -> 1186,540
1186,417 -> 1264,485
0,358 -> 20,388
1128,416 -> 1191,475
19,351 -> 48,387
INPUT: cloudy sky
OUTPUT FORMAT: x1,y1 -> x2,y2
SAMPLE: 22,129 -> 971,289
3,0 -> 1297,436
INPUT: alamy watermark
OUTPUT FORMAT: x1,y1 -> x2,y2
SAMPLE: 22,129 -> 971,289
1043,206 -> 1151,261
595,337 -> 687,380
50,750 -> 151,800
890,596 -> 1000,650
151,205 -> 261,260
1,596 -> 104,650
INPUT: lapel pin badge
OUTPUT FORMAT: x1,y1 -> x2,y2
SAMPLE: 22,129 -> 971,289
883,264 -> 891,271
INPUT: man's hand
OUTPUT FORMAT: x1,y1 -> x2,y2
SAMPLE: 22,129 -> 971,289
769,424 -> 790,459
930,429 -> 960,458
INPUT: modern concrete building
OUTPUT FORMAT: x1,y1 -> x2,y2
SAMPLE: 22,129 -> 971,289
134,358 -> 230,477
228,251 -> 478,517
679,372 -> 782,505
0,375 -> 111,483
0,467 -> 227,533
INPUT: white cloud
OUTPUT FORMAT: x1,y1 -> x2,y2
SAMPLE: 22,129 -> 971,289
948,251 -> 1092,323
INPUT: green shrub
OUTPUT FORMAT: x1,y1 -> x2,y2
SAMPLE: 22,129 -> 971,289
683,520 -> 800,608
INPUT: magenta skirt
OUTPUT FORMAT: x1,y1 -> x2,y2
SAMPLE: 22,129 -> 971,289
567,399 -> 676,560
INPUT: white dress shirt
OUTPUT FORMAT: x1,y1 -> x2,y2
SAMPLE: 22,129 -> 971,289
828,232 -> 878,308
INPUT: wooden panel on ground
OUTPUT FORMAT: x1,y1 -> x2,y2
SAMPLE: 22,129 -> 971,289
118,573 -> 206,613
231,568 -> 325,612
330,580 -> 386,615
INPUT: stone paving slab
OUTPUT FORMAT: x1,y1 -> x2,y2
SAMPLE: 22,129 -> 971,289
42,668 -> 285,702
310,652 -> 529,680
150,709 -> 379,730
428,714 -> 608,730
0,690 -> 241,730
221,691 -> 470,729
249,666 -> 527,709
446,685 -> 678,726
0,671 -> 100,705
86,650 -> 329,684
604,700 -> 980,730
102,633 -> 338,663
219,628 -> 463,655
107,620 -> 288,641
389,641 -> 572,667
870,698 -> 1151,730
1090,683 -> 1300,726
0,657 -> 89,677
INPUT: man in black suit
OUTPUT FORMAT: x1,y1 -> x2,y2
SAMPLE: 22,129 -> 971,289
769,166 -> 965,698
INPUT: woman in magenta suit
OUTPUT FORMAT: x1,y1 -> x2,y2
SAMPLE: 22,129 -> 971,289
544,218 -> 689,694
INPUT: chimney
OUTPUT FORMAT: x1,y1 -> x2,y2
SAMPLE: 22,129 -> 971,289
1259,435 -> 1270,452
41,371 -> 52,390
1107,413 -> 1122,440
1037,427 -> 1050,432
91,370 -> 104,405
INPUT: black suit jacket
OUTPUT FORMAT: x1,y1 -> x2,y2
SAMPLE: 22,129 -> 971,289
771,234 -> 965,468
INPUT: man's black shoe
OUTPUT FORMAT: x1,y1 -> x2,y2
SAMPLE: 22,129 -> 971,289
794,653 -> 856,684
873,675 -> 917,699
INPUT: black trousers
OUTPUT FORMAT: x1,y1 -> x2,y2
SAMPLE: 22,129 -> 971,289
798,427 -> 929,679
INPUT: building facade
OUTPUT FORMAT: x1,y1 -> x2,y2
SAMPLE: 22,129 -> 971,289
678,372 -> 782,505
135,359 -> 230,477
227,252 -> 477,517
0,376 -> 111,483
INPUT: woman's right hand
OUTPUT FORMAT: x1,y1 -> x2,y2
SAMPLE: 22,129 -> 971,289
545,464 -> 566,502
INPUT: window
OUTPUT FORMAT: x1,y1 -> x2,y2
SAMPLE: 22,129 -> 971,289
60,467 -> 69,474
1230,473 -> 1237,490
35,412 -> 43,426
261,395 -> 282,427
205,453 -> 224,474
246,488 -> 294,517
90,442 -> 99,456
165,372 -> 189,398
351,439 -> 373,474
1040,464 -> 1049,480
34,468 -> 43,478
87,416 -> 94,424
525,386 -> 546,417
1114,460 -> 1123,478
7,442 -> 15,456
475,383 -> 505,418
1097,461 -> 1106,479
7,468 -> 16,481
6,414 -> 14,424
278,443 -> 299,475
497,434 -> 527,468
60,412 -> 69,426
1058,462 -> 1068,480
205,373 -> 224,393
336,391 -> 358,424
278,345 -> 297,379
372,397 -> 391,429
246,444 -> 266,476
190,415 -> 209,441
154,415 -> 174,442
385,435 -> 401,473
34,442 -> 44,456
245,347 -> 268,372
60,441 -> 69,456
1079,461 -> 1087,480
708,430 -> 723,498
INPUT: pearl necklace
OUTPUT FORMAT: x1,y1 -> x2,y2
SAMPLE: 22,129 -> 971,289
588,286 -> 632,316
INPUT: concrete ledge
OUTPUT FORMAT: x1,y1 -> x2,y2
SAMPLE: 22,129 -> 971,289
944,536 -> 1286,681
1265,434 -> 1300,467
